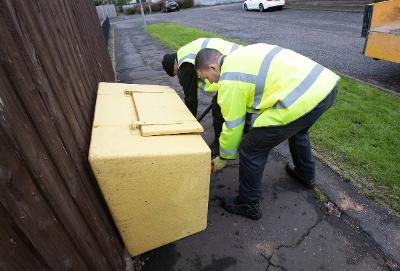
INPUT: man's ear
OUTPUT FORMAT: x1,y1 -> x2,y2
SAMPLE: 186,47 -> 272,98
173,61 -> 179,75
209,63 -> 220,72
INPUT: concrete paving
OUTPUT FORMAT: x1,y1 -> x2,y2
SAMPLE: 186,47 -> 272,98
113,4 -> 400,93
113,20 -> 399,271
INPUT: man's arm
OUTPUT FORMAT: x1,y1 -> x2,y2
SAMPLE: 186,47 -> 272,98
177,63 -> 198,117
218,82 -> 247,160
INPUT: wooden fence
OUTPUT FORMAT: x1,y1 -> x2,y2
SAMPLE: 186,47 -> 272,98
0,0 -> 125,270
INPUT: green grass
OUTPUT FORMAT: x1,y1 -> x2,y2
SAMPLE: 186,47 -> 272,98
310,77 -> 400,212
145,22 -> 400,213
314,188 -> 329,203
144,22 -> 245,51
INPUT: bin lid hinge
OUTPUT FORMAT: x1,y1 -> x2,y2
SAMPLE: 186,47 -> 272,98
124,89 -> 166,96
130,121 -> 184,131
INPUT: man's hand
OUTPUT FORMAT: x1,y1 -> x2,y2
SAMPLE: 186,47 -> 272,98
211,156 -> 228,172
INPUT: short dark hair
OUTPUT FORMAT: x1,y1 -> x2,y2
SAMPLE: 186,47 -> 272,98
195,48 -> 223,70
162,53 -> 177,77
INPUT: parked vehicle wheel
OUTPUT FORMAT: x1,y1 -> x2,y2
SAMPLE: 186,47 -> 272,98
259,4 -> 264,12
176,6 -> 180,11
277,5 -> 283,10
244,3 -> 248,10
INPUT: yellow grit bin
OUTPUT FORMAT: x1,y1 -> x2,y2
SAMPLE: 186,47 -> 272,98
89,82 -> 211,256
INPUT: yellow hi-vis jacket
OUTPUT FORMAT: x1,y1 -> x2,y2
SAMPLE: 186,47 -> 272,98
217,43 -> 340,159
177,38 -> 242,92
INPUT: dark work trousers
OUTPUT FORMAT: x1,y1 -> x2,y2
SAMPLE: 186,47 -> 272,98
178,63 -> 198,117
212,94 -> 224,146
238,88 -> 337,203
212,94 -> 253,146
178,63 -> 225,144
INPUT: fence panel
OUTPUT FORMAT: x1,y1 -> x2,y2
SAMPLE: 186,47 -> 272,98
0,0 -> 124,270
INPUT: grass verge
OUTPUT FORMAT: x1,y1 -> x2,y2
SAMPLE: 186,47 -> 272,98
145,22 -> 400,214
145,22 -> 245,50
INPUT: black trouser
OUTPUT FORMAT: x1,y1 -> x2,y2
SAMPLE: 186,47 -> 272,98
238,88 -> 337,203
183,85 -> 198,117
184,87 -> 225,145
212,94 -> 224,145
212,94 -> 253,146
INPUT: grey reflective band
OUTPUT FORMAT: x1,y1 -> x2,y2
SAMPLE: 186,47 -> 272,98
198,79 -> 206,91
230,44 -> 240,54
273,64 -> 325,109
220,146 -> 237,155
225,114 -> 246,129
178,53 -> 196,64
220,72 -> 257,84
252,46 -> 283,109
201,38 -> 211,49
250,111 -> 259,125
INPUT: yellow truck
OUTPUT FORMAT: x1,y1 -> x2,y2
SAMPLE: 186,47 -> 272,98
361,0 -> 400,63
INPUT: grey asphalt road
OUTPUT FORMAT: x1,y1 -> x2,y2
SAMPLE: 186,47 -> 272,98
127,4 -> 400,92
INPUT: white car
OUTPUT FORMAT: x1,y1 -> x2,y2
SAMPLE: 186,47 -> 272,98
243,0 -> 285,12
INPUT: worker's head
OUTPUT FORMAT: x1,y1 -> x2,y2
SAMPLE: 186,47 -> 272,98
162,53 -> 178,77
195,48 -> 224,83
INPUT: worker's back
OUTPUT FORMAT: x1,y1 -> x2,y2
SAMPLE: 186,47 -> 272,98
177,38 -> 241,67
219,43 -> 339,127
177,38 -> 242,93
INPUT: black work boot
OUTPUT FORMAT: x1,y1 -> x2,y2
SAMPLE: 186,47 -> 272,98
209,139 -> 220,157
285,162 -> 315,189
221,196 -> 262,220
